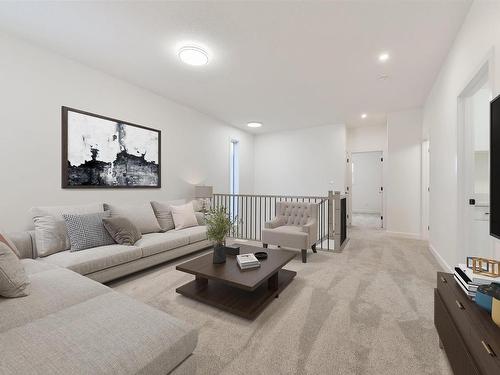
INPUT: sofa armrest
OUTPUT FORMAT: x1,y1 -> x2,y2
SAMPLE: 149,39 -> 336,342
6,231 -> 35,259
301,219 -> 317,245
264,217 -> 285,229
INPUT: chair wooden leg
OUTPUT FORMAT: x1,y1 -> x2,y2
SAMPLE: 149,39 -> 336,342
312,244 -> 317,253
301,249 -> 307,263
263,243 -> 268,248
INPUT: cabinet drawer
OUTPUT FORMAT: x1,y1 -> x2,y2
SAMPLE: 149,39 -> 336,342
468,325 -> 500,374
434,290 -> 480,375
437,273 -> 471,338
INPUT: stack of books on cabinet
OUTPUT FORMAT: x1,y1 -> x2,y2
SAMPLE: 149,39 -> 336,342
453,264 -> 498,300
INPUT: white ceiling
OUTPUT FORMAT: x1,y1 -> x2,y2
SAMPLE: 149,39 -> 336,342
0,1 -> 471,133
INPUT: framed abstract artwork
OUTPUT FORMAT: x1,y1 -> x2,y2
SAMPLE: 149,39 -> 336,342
61,107 -> 161,188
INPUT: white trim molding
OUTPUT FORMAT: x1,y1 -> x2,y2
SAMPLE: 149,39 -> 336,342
428,243 -> 452,272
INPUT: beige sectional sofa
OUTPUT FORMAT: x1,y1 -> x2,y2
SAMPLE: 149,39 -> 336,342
12,224 -> 210,283
0,199 -> 212,374
0,259 -> 198,375
17,200 -> 212,283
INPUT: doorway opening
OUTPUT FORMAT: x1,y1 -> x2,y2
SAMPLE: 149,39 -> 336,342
350,151 -> 383,229
457,56 -> 494,263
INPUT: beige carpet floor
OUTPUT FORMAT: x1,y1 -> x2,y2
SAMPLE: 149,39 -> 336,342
109,226 -> 452,375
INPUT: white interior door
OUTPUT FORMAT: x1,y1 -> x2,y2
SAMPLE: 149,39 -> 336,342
351,151 -> 383,227
463,85 -> 494,258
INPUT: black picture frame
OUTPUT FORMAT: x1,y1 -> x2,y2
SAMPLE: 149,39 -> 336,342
61,106 -> 161,189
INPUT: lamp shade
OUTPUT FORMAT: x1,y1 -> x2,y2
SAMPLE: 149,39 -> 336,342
194,185 -> 213,198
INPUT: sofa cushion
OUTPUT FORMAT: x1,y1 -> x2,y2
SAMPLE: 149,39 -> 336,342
0,292 -> 198,375
0,243 -> 30,298
103,216 -> 142,245
22,258 -> 58,276
64,212 -> 115,251
177,225 -> 208,244
135,232 -> 189,257
262,225 -> 308,249
39,244 -> 142,275
31,203 -> 104,257
105,203 -> 161,234
0,262 -> 109,333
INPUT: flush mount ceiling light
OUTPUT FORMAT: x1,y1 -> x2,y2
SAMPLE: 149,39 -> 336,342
247,122 -> 262,128
378,52 -> 390,62
361,113 -> 367,119
178,45 -> 209,66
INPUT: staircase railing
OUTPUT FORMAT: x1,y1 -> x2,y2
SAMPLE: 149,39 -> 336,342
211,191 -> 348,251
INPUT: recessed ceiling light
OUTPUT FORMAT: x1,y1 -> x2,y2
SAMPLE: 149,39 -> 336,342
178,45 -> 209,66
361,113 -> 367,119
378,52 -> 390,62
247,122 -> 262,128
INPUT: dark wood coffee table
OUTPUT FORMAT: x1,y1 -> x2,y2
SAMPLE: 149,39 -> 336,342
175,245 -> 297,319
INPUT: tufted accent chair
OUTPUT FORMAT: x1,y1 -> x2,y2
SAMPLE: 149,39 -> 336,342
261,202 -> 318,263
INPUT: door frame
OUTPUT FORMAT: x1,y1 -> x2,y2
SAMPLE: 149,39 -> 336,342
348,150 -> 384,228
457,51 -> 494,262
421,140 -> 430,240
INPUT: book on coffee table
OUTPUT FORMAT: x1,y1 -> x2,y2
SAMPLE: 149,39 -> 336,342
237,253 -> 260,270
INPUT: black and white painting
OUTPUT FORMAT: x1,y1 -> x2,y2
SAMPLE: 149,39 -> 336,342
62,107 -> 161,188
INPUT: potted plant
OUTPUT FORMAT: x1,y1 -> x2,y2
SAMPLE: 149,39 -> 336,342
205,206 -> 236,264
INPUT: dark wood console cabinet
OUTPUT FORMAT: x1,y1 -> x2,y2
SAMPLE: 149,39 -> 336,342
434,272 -> 500,375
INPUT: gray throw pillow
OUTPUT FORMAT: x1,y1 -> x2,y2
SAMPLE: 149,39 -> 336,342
102,216 -> 142,245
151,200 -> 193,231
0,242 -> 30,298
104,203 -> 161,234
195,212 -> 206,225
63,212 -> 115,252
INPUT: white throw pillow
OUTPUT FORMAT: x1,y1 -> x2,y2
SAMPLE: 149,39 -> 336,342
151,199 -> 186,232
30,203 -> 104,257
171,202 -> 199,230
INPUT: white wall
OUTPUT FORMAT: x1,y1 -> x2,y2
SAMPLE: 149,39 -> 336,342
0,32 -> 254,231
351,151 -> 382,214
253,124 -> 346,196
347,124 -> 387,153
422,1 -> 500,269
386,109 -> 422,237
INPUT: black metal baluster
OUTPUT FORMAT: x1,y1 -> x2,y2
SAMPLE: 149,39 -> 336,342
249,196 -> 253,240
254,196 -> 257,240
246,196 -> 249,239
320,200 -> 323,249
258,197 -> 261,241
264,196 -> 267,224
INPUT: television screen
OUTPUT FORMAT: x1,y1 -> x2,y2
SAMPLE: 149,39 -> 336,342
490,94 -> 500,238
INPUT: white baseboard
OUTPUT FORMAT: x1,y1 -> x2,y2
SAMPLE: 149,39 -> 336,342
385,230 -> 421,240
428,243 -> 452,272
